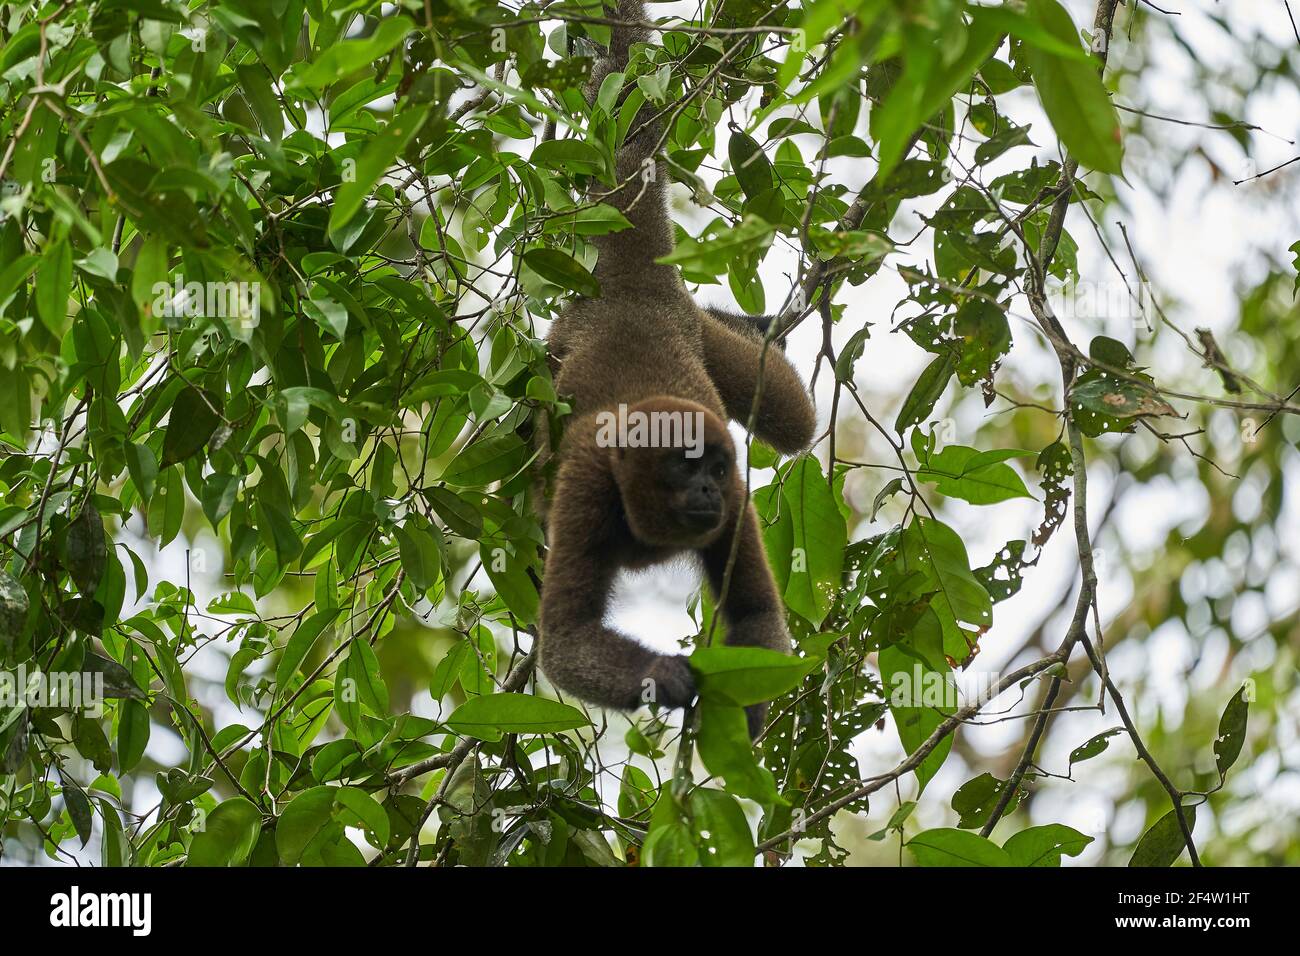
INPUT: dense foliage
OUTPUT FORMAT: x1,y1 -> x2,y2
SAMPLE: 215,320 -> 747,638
0,0 -> 1295,867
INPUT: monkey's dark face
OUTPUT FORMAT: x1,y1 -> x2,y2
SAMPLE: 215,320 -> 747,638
656,441 -> 735,539
608,399 -> 737,549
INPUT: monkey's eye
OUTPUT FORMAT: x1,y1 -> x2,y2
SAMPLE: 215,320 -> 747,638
710,461 -> 727,481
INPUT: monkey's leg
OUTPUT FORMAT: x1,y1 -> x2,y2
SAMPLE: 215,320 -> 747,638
701,500 -> 792,739
700,310 -> 816,455
538,466 -> 696,712
704,307 -> 782,346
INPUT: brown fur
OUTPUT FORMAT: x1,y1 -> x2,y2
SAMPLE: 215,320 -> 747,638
537,0 -> 816,738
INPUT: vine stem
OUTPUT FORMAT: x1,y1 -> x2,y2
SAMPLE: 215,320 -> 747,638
1017,0 -> 1201,866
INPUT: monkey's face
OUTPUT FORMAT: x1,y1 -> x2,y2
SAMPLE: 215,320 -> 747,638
656,441 -> 735,538
609,399 -> 737,549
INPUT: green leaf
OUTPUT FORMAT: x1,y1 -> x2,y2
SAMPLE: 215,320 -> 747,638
523,248 -> 601,298
446,693 -> 590,741
696,702 -> 781,805
1067,727 -> 1124,769
532,139 -> 605,175
276,608 -> 342,688
188,797 -> 261,866
642,821 -> 696,867
657,215 -> 774,278
235,63 -> 284,144
873,13 -> 1003,179
208,591 -> 256,615
77,248 -> 118,281
907,827 -> 1011,867
1129,805 -> 1197,867
62,775 -> 94,847
0,362 -> 32,442
779,456 -> 848,627
880,619 -> 954,794
161,385 -> 222,467
275,787 -> 336,865
425,487 -> 484,538
902,516 -> 993,629
1214,684 -> 1250,777
542,203 -> 632,236
951,772 -> 1018,830
0,570 -> 30,649
36,237 -> 72,335
396,521 -> 441,591
440,434 -> 529,487
84,652 -> 147,700
1071,377 -> 1176,420
728,129 -> 774,200
336,786 -> 390,848
335,639 -> 388,731
481,542 -> 539,624
619,764 -> 656,819
62,502 -> 107,598
124,442 -> 158,499
430,641 -> 471,700
917,445 -> 1034,505
691,645 -> 821,708
1003,824 -> 1094,866
305,287 -> 348,340
148,467 -> 186,547
895,353 -> 955,432
291,17 -> 414,91
688,788 -> 754,866
328,104 -> 430,234
156,769 -> 215,804
1022,0 -> 1124,174
117,699 -> 150,773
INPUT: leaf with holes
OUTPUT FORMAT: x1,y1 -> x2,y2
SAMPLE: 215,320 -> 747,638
1071,376 -> 1176,421
1214,684 -> 1250,777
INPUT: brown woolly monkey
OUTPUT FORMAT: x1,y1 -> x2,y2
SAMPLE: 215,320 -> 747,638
537,0 -> 816,738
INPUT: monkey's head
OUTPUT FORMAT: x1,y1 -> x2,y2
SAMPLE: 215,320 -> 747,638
608,397 -> 737,549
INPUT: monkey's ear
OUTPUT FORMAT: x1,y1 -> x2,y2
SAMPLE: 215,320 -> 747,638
607,444 -> 627,481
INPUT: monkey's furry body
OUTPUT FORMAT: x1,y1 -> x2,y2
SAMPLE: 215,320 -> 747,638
537,1 -> 816,736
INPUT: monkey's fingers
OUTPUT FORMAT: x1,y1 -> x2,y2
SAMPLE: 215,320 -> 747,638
647,654 -> 697,710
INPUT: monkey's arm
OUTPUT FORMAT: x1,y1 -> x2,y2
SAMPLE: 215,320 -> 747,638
701,500 -> 792,738
701,309 -> 817,455
538,448 -> 696,710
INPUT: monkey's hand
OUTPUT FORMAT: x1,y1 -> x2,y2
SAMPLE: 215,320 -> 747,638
645,653 -> 697,710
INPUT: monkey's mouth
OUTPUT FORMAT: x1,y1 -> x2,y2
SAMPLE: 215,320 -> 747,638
681,508 -> 723,532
